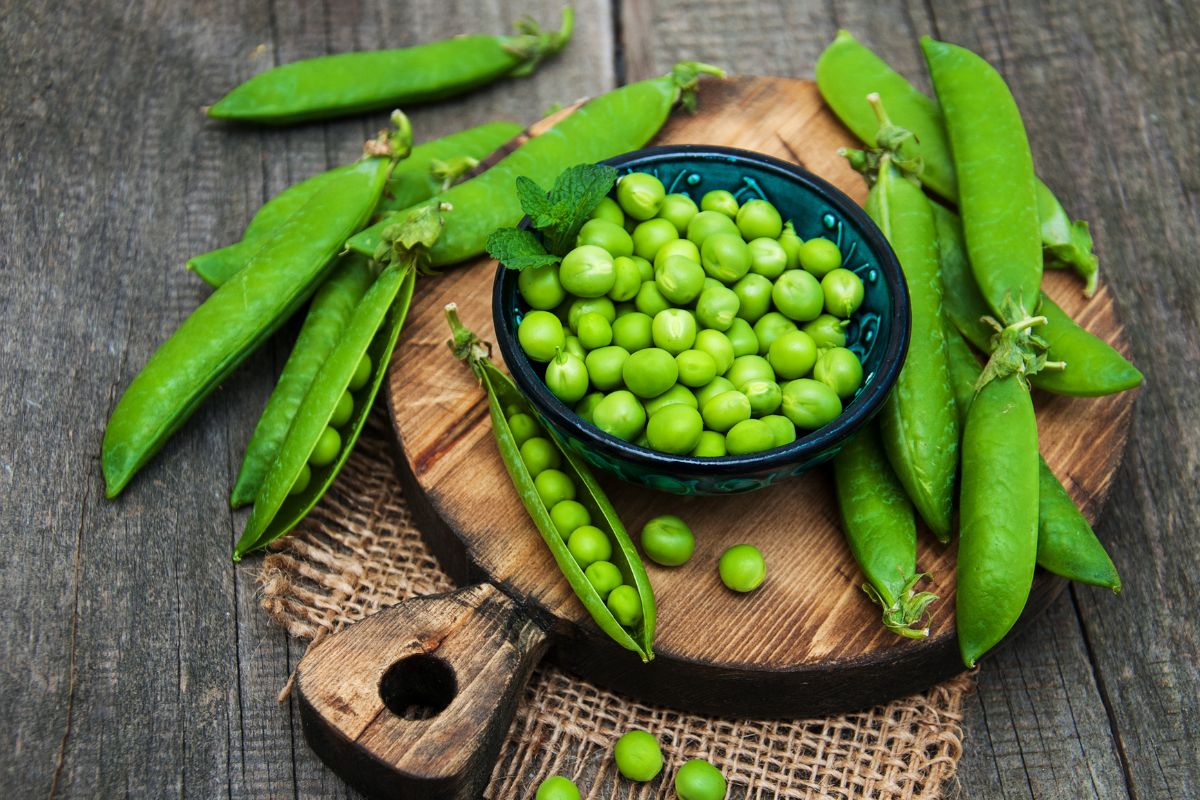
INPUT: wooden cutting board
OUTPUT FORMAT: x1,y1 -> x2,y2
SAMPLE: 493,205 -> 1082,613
294,77 -> 1136,799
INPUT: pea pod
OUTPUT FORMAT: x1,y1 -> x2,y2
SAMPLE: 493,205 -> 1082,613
944,329 -> 1121,591
445,305 -> 656,661
932,203 -> 1142,396
189,121 -> 521,287
229,256 -> 374,507
207,9 -> 573,124
102,156 -> 392,498
832,423 -> 937,638
347,61 -> 726,267
815,30 -> 1100,294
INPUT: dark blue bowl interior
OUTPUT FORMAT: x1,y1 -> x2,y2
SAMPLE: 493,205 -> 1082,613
494,145 -> 909,494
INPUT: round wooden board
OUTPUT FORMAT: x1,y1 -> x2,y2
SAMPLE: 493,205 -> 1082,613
384,76 -> 1136,717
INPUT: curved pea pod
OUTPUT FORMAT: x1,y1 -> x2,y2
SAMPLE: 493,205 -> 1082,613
348,61 -> 726,267
102,156 -> 391,498
833,423 -> 937,638
229,256 -> 374,507
944,329 -> 1121,591
446,306 -> 655,661
207,10 -> 573,124
816,30 -> 1101,295
863,152 -> 959,541
932,203 -> 1141,396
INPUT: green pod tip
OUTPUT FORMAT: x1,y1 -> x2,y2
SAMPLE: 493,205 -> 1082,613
504,6 -> 574,76
863,573 -> 938,639
364,109 -> 414,161
669,61 -> 727,113
975,296 -> 1065,392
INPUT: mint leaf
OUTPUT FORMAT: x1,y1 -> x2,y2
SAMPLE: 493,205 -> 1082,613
515,176 -> 556,228
542,163 -> 619,254
486,227 -> 560,271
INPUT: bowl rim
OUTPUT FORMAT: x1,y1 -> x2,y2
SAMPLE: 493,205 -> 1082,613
493,143 -> 910,477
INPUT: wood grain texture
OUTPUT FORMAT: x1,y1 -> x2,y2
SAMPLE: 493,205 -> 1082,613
386,76 -> 1135,718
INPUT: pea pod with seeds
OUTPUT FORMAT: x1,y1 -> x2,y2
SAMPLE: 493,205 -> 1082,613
207,9 -> 573,124
445,304 -> 656,661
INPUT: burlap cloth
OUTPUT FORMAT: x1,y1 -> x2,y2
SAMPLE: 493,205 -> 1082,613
258,411 -> 971,799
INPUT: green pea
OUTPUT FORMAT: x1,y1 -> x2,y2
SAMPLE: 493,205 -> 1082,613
534,468 -> 576,508
736,198 -> 783,239
725,418 -> 776,455
633,432 -> 651,448
545,349 -> 590,404
632,255 -> 654,282
674,758 -> 728,800
517,264 -> 566,310
701,390 -> 752,433
563,335 -> 586,360
576,312 -> 613,350
559,244 -> 616,297
686,210 -> 738,249
643,383 -> 697,416
772,269 -> 824,321
577,218 -> 634,259
675,349 -> 718,388
655,254 -> 706,304
518,310 -> 565,363
653,238 -> 701,269
725,317 -> 759,357
651,309 -> 697,354
658,192 -> 699,234
718,544 -> 766,593
573,393 -> 604,425
520,436 -> 561,476
288,463 -> 311,496
747,237 -> 788,279
821,268 -> 865,318
612,312 -> 653,352
592,390 -> 646,441
725,354 -> 775,390
584,560 -> 624,599
695,376 -> 735,409
695,285 -> 740,331
329,390 -> 353,427
613,729 -> 663,782
348,354 -> 372,391
762,414 -> 797,446
741,379 -> 782,417
781,378 -> 842,429
622,348 -> 679,399
778,221 -> 803,269
690,430 -> 727,457
752,312 -> 798,355
590,196 -> 625,226
694,329 -> 735,375
802,314 -> 848,349
732,273 -> 773,324
567,524 -> 612,567
584,345 -> 630,391
700,231 -> 751,284
634,280 -> 671,316
768,330 -> 819,379
813,347 -> 863,399
608,255 -> 643,302
799,237 -> 842,277
632,217 -> 679,262
550,499 -> 590,539
606,584 -> 643,626
535,775 -> 580,800
646,404 -> 704,454
617,172 -> 666,220
507,412 -> 540,446
639,514 -> 695,566
567,296 -> 616,330
308,426 -> 341,466
700,189 -> 739,218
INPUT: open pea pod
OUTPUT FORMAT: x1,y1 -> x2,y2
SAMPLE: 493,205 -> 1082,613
446,306 -> 655,661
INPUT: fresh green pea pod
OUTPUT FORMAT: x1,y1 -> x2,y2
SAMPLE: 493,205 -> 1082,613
348,61 -> 726,267
102,156 -> 392,498
815,30 -> 1100,294
229,256 -> 374,507
208,10 -> 573,124
944,329 -> 1121,591
833,423 -> 937,638
932,203 -> 1142,396
445,305 -> 656,661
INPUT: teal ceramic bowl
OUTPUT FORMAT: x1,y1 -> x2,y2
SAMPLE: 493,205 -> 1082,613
494,145 -> 909,495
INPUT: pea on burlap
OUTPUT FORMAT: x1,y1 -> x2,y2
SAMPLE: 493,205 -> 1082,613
258,413 -> 970,799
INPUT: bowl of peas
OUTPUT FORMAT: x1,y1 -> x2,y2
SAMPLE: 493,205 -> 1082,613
493,145 -> 910,494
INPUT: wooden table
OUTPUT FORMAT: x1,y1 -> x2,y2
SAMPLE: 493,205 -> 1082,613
1,1 -> 1195,797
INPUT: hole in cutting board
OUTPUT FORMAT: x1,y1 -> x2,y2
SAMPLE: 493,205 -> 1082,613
378,654 -> 457,721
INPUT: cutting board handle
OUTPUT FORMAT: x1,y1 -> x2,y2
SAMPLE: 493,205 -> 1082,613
294,583 -> 550,799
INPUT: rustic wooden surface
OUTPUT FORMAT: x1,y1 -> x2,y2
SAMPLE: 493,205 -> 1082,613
0,1 -> 1194,798
386,75 -> 1135,718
